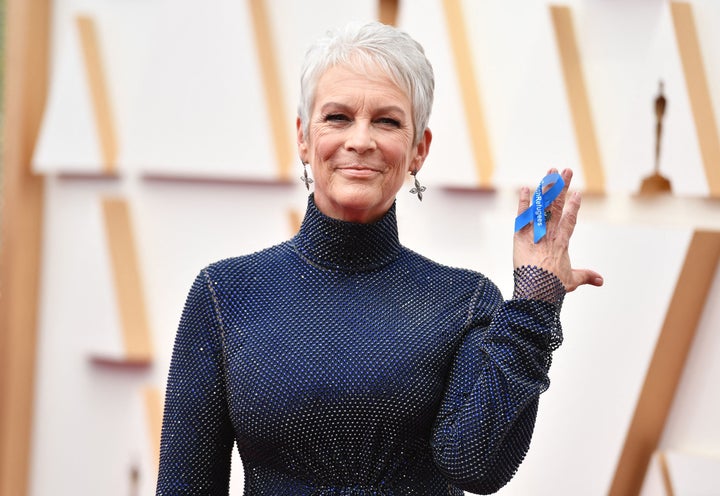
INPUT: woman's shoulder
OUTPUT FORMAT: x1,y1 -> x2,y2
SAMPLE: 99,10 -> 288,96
400,247 -> 503,311
200,240 -> 295,283
401,247 -> 495,287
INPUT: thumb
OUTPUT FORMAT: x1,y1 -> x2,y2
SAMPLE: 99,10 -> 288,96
569,268 -> 604,292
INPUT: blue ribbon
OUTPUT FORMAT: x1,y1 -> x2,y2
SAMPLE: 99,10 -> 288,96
514,173 -> 565,243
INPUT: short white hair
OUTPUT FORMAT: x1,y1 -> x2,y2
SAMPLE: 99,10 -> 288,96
298,21 -> 435,146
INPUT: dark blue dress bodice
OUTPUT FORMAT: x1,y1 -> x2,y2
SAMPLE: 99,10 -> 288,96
157,196 -> 563,495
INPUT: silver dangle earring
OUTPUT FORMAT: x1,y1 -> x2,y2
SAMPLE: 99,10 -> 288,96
300,161 -> 313,190
409,170 -> 426,201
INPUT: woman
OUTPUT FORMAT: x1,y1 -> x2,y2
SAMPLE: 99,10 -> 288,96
156,22 -> 602,495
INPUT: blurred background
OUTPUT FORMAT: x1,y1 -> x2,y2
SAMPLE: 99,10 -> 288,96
1,0 -> 719,494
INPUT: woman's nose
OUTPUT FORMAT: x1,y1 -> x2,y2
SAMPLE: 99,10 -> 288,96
344,121 -> 376,153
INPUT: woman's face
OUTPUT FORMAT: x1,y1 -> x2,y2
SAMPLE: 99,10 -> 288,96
297,64 -> 431,223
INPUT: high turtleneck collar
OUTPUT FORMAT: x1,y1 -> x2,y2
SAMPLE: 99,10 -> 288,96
292,194 -> 402,272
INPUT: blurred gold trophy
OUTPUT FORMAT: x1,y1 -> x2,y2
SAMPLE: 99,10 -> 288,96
640,81 -> 672,194
129,465 -> 139,496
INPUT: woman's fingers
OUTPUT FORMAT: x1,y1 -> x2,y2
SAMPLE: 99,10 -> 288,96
550,168 -> 571,230
556,190 -> 580,247
570,268 -> 604,291
517,185 -> 531,217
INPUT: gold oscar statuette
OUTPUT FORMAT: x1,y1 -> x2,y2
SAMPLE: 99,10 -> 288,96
640,80 -> 672,194
129,464 -> 139,496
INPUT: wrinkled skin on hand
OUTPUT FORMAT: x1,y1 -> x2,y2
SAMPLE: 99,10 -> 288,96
513,168 -> 604,292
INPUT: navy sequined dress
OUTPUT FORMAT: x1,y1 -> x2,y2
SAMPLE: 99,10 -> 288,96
157,195 -> 564,495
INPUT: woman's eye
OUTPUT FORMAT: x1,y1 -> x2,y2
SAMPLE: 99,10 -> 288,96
377,117 -> 401,127
325,114 -> 350,122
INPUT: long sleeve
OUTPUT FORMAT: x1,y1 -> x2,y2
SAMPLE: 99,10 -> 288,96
156,270 -> 235,495
431,267 -> 564,494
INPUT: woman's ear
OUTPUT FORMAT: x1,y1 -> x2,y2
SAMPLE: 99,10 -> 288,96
297,117 -> 308,162
412,128 -> 432,173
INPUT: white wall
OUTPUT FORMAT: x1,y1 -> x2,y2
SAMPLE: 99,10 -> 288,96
29,1 -> 720,494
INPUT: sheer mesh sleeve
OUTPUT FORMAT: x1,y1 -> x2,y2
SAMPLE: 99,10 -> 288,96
431,273 -> 563,494
156,270 -> 235,495
512,265 -> 566,310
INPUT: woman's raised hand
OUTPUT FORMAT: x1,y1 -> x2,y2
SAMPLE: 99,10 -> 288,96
513,168 -> 603,292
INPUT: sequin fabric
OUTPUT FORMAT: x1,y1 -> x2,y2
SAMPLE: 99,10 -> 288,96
157,195 -> 565,495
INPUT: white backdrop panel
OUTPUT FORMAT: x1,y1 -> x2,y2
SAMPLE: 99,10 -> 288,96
33,0 -> 720,196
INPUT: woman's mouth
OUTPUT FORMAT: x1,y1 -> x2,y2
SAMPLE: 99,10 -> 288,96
338,165 -> 381,178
